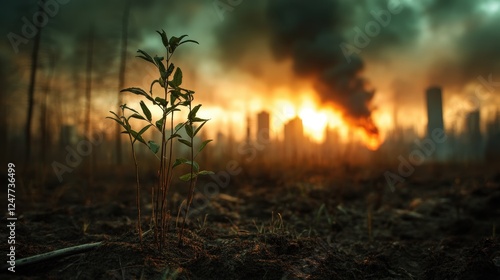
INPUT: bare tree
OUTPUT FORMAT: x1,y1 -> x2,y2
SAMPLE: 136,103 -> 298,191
25,3 -> 44,164
116,0 -> 131,165
85,24 -> 95,190
40,51 -> 57,164
0,57 -> 8,166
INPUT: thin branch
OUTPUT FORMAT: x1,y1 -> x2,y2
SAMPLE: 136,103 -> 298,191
2,242 -> 102,270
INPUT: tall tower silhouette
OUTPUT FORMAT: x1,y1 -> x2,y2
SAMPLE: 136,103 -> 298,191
284,117 -> 304,160
465,110 -> 482,161
257,111 -> 270,142
426,86 -> 444,137
425,86 -> 447,160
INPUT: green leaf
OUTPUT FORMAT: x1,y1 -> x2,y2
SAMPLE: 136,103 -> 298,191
166,63 -> 175,78
167,133 -> 181,140
173,158 -> 188,169
136,49 -> 155,65
179,173 -> 196,182
188,104 -> 202,120
153,55 -> 164,66
121,87 -> 154,102
154,97 -> 167,107
148,140 -> 159,154
121,87 -> 147,96
174,122 -> 185,132
173,67 -> 182,87
179,100 -> 191,107
122,105 -> 139,114
192,117 -> 209,123
179,39 -> 199,46
178,138 -> 192,147
165,107 -> 180,115
177,35 -> 189,42
198,170 -> 214,176
154,56 -> 166,79
193,120 -> 208,137
168,36 -> 180,53
186,160 -> 199,172
130,130 -> 146,145
156,30 -> 169,49
139,101 -> 152,122
106,116 -> 124,127
150,79 -> 160,93
155,118 -> 164,131
170,90 -> 181,104
185,124 -> 193,138
137,124 -> 152,138
108,110 -> 121,119
198,139 -> 212,153
129,114 -> 146,121
169,35 -> 195,53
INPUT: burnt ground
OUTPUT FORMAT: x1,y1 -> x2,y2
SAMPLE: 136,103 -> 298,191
1,162 -> 500,279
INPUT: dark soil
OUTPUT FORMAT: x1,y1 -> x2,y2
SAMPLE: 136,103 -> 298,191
2,163 -> 500,279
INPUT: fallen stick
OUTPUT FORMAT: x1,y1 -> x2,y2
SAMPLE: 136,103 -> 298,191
2,242 -> 102,270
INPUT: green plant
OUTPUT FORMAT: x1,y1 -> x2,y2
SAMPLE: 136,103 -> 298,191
107,30 -> 213,249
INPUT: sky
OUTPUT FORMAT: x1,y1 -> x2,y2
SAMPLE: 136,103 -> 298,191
1,0 -> 500,145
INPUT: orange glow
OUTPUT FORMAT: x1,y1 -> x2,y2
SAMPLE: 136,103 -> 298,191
269,90 -> 383,149
359,129 -> 381,151
299,106 -> 328,142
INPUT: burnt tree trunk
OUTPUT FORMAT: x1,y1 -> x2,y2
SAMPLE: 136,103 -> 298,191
85,25 -> 94,196
25,4 -> 43,164
40,53 -> 57,165
116,0 -> 131,165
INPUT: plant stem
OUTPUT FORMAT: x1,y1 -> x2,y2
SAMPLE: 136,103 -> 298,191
158,52 -> 174,250
122,105 -> 143,245
180,95 -> 196,243
156,97 -> 166,249
130,141 -> 142,244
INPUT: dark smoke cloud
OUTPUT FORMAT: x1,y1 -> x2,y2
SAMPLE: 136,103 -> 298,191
213,1 -> 269,67
2,0 -> 499,127
266,0 -> 378,134
212,0 -> 422,134
212,0 -> 499,117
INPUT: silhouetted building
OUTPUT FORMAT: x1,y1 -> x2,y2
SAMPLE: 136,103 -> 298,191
323,126 -> 341,163
284,117 -> 304,160
464,110 -> 483,161
257,111 -> 270,142
485,111 -> 500,162
426,86 -> 444,137
425,86 -> 447,160
246,113 -> 251,143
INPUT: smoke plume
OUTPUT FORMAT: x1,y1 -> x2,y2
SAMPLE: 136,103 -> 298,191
266,0 -> 378,135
